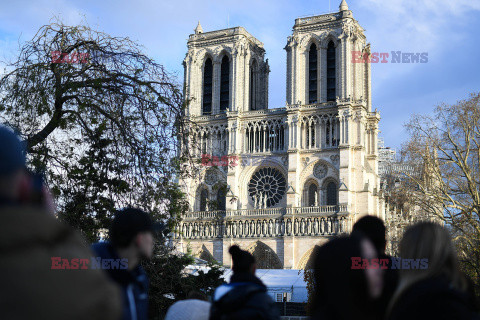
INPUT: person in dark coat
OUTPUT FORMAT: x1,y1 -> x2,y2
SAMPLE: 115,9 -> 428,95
209,245 -> 280,320
387,222 -> 480,320
353,215 -> 399,319
0,125 -> 122,320
92,207 -> 165,320
311,233 -> 384,320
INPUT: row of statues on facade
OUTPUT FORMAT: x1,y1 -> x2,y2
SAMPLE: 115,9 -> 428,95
253,192 -> 269,209
178,216 -> 347,239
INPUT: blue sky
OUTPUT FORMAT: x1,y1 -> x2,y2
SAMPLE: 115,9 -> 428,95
0,0 -> 479,150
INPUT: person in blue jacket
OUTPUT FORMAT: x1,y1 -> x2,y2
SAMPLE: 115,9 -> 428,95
92,207 -> 166,320
209,245 -> 280,320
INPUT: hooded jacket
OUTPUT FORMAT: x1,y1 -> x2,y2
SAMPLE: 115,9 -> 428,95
209,272 -> 280,320
92,242 -> 149,320
0,204 -> 122,320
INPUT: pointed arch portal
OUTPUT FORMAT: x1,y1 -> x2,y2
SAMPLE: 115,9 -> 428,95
198,245 -> 216,263
248,241 -> 282,269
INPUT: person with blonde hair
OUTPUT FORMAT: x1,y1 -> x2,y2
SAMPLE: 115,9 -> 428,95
387,221 -> 479,320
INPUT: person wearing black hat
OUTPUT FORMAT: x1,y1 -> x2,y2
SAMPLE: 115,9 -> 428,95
0,125 -> 122,319
0,125 -> 56,211
92,207 -> 167,320
0,124 -> 34,206
209,245 -> 279,320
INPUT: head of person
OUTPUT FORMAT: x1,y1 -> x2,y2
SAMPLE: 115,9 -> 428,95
312,234 -> 383,319
352,215 -> 387,256
109,207 -> 164,259
229,245 -> 256,275
390,221 -> 466,308
0,126 -> 27,201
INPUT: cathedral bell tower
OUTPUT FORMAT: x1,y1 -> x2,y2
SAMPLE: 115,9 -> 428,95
284,0 -> 380,218
183,23 -> 269,116
285,0 -> 371,108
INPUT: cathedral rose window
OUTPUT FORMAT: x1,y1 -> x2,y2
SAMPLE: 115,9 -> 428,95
248,167 -> 286,208
205,168 -> 218,185
313,163 -> 328,179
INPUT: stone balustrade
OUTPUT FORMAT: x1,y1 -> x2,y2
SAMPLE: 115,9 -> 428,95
176,206 -> 351,240
184,205 -> 347,220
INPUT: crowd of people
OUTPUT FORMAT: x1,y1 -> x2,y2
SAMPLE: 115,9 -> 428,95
1,123 -> 480,320
166,217 -> 480,320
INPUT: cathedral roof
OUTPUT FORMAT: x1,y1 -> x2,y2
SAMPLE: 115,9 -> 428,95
188,26 -> 264,49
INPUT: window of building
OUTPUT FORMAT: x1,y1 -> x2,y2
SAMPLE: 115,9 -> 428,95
308,43 -> 318,104
250,60 -> 258,110
325,119 -> 337,147
275,292 -> 291,302
248,167 -> 286,208
327,41 -> 336,102
305,122 -> 315,148
202,58 -> 213,115
326,182 -> 337,205
200,189 -> 208,211
308,184 -> 318,206
220,56 -> 230,112
217,187 -> 226,211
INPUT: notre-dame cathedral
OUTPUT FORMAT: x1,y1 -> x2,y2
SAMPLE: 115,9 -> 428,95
175,0 -> 390,269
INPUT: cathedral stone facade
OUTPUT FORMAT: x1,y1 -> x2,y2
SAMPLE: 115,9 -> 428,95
175,0 -> 386,269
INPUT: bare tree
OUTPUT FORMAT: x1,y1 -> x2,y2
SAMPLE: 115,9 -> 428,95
0,19 -> 189,240
401,92 -> 480,293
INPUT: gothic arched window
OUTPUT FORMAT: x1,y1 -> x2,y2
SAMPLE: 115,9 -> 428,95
308,43 -> 318,104
200,189 -> 208,211
326,182 -> 337,205
250,60 -> 258,110
327,41 -> 336,102
308,184 -> 318,207
217,187 -> 226,211
202,58 -> 213,115
325,119 -> 338,147
220,56 -> 230,112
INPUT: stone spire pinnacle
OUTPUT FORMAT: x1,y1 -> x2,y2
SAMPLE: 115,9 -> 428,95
339,0 -> 349,11
195,21 -> 203,34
